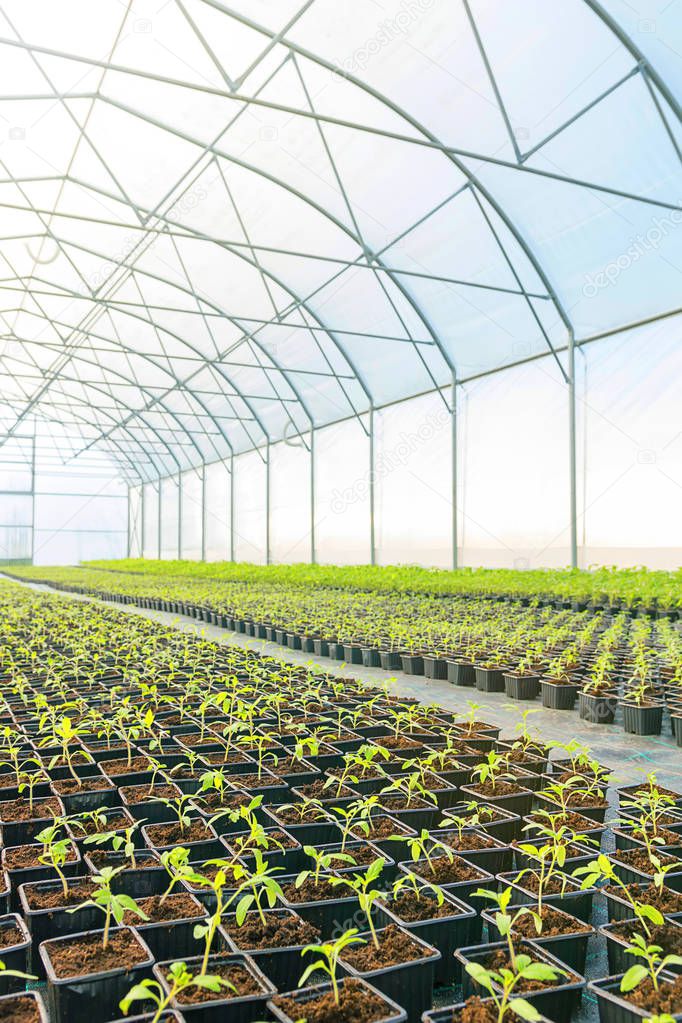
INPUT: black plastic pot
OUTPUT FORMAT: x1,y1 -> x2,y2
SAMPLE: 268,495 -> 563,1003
541,680 -> 580,710
19,876 -> 103,977
588,970 -> 682,1023
268,978 -> 407,1023
221,908 -> 320,992
3,843 -> 82,913
423,656 -> 448,680
279,876 -> 360,940
380,651 -> 403,671
579,690 -> 618,724
376,890 -> 475,985
40,925 -> 156,1023
504,673 -> 540,700
362,647 -> 382,667
620,701 -> 664,736
0,913 -> 31,992
495,869 -> 595,923
474,667 -> 505,692
482,905 -> 594,972
400,654 -> 425,676
155,951 -> 276,1023
601,917 -> 682,975
456,939 -> 585,1023
0,990 -> 49,1022
339,924 -> 440,1023
460,782 -> 534,818
423,999 -> 552,1023
447,660 -> 476,686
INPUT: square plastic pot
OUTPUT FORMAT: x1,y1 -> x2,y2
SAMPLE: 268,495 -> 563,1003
376,890 -> 476,985
154,951 -> 276,1023
268,978 -> 407,1023
39,925 -> 155,1023
588,971 -> 682,1023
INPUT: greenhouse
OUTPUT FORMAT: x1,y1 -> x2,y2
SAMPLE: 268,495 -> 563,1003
0,3 -> 681,1023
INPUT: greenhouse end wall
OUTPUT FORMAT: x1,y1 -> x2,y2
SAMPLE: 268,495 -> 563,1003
128,323 -> 682,571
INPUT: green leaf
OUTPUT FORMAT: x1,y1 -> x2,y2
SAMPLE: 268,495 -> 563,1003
509,998 -> 543,1022
620,964 -> 649,993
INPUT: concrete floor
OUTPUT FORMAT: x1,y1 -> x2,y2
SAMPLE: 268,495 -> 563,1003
7,574 -> 681,790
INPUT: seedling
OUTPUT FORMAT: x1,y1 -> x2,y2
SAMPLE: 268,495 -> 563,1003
69,866 -> 149,949
298,929 -> 366,1006
119,960 -> 233,1021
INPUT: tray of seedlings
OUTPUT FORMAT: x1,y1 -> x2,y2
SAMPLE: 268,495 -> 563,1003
0,578 -> 680,1023
9,564 -> 682,746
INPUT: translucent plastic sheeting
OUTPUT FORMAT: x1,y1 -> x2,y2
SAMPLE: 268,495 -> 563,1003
313,416 -> 371,565
204,461 -> 231,562
33,530 -> 125,566
578,315 -> 682,568
142,483 -> 159,560
457,357 -> 571,569
233,450 -> 267,563
180,469 -> 203,560
375,390 -> 453,568
1,1 -> 680,483
269,436 -> 312,563
159,476 -> 179,560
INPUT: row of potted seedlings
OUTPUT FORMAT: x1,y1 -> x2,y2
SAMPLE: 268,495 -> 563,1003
0,582 -> 681,1023
14,567 -> 682,747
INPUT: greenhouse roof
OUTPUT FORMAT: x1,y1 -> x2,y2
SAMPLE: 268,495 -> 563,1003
0,0 -> 680,482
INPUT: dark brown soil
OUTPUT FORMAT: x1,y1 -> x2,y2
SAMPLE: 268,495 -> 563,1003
297,780 -> 356,800
0,926 -> 25,949
606,883 -> 682,915
612,848 -> 678,873
467,781 -> 527,797
144,820 -> 211,845
122,892 -> 204,925
45,928 -> 149,979
374,736 -> 424,750
74,813 -> 132,835
359,816 -> 409,840
223,911 -> 319,949
86,850 -> 158,870
273,977 -> 392,1023
475,947 -> 575,991
384,891 -> 460,922
510,906 -> 591,937
451,995 -> 522,1023
513,872 -> 575,896
3,843 -> 78,870
229,829 -> 298,854
563,791 -> 608,809
610,920 -> 682,955
120,783 -> 180,804
51,777 -> 108,795
379,793 -> 433,810
525,810 -> 599,833
444,832 -> 496,851
0,995 -> 41,1023
0,797 -> 61,822
282,878 -> 343,904
24,880 -> 93,910
415,855 -> 484,884
229,773 -> 286,790
621,973 -> 682,1013
333,844 -> 382,867
341,924 -> 430,970
273,803 -> 328,824
100,756 -> 150,775
174,960 -> 262,1004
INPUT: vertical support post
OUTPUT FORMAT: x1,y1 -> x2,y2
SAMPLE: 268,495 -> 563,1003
141,483 -> 146,559
229,454 -> 235,563
265,441 -> 271,565
126,486 -> 131,558
310,426 -> 316,564
201,465 -> 206,562
451,373 -> 458,571
369,406 -> 376,566
157,481 -> 161,561
177,474 -> 182,560
568,329 -> 578,569
29,425 -> 36,566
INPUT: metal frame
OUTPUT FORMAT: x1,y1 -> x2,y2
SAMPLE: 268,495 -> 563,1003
0,1 -> 680,568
